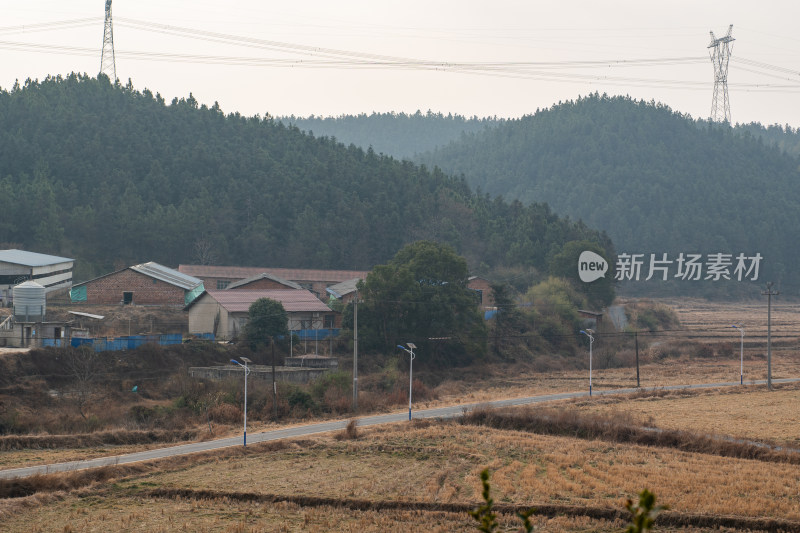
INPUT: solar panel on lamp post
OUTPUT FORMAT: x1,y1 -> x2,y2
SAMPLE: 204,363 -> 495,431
397,343 -> 416,420
231,357 -> 251,446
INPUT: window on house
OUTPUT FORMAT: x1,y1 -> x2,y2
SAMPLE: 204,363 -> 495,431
324,314 -> 335,328
123,292 -> 133,305
217,280 -> 230,289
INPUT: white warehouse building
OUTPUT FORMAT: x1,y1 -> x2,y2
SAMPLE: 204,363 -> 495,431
0,249 -> 74,306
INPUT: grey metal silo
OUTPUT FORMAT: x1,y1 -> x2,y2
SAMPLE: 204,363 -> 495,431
13,281 -> 46,321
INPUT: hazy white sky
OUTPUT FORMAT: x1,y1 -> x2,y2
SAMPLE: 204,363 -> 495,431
2,1 -> 799,126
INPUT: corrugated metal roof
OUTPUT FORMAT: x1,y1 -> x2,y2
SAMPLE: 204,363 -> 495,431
326,278 -> 361,298
178,265 -> 370,283
0,249 -> 73,267
130,262 -> 203,290
68,311 -> 105,320
203,289 -> 332,313
227,273 -> 302,290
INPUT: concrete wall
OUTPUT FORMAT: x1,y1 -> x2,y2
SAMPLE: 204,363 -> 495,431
188,294 -> 231,339
83,269 -> 186,306
188,365 -> 330,384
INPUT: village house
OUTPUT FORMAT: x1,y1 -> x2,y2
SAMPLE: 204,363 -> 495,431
186,289 -> 334,341
177,265 -> 369,301
70,262 -> 204,307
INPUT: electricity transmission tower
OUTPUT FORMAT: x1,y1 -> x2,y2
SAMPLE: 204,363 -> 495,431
100,0 -> 117,81
708,24 -> 734,123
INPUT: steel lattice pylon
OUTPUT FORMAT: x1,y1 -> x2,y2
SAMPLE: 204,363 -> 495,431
708,24 -> 734,123
100,0 -> 116,81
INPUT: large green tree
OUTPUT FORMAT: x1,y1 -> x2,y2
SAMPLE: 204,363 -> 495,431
348,241 -> 487,366
245,298 -> 288,348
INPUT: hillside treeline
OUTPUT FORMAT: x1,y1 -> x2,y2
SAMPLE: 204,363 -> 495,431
0,74 -> 609,282
278,110 -> 498,160
418,94 -> 800,293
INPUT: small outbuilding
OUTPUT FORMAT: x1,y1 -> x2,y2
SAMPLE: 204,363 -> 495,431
468,276 -> 495,310
325,278 -> 360,306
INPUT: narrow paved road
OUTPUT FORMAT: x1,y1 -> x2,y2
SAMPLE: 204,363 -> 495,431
2,378 -> 797,480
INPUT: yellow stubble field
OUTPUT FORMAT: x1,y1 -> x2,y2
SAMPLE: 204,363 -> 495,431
2,297 -> 800,531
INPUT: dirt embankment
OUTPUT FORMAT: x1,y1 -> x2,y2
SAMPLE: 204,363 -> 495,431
45,304 -> 189,337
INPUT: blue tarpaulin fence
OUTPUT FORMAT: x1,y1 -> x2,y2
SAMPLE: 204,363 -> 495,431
70,334 -> 182,352
42,339 -> 64,347
292,329 -> 340,340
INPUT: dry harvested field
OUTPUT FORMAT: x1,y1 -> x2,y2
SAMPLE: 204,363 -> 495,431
647,297 -> 800,340
3,383 -> 800,531
3,298 -> 800,531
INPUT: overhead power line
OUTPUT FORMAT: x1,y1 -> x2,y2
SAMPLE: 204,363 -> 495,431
1,16 -> 799,94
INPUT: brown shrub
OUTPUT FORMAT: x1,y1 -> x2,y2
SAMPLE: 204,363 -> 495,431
334,419 -> 359,441
208,403 -> 242,424
322,386 -> 351,415
694,343 -> 716,358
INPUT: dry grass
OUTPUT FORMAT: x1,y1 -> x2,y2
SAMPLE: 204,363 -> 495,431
129,422 -> 800,519
0,492 -> 645,533
3,418 -> 798,531
571,382 -> 800,447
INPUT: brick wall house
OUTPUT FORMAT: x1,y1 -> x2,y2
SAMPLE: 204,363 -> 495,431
468,276 -> 495,310
71,262 -> 204,306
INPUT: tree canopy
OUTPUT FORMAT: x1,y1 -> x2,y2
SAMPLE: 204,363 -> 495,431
245,298 -> 288,348
347,241 -> 487,366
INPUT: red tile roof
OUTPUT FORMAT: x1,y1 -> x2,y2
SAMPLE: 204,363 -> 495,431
178,265 -> 369,283
203,289 -> 332,313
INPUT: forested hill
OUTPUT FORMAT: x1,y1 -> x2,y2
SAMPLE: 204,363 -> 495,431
0,74 -> 610,282
418,94 -> 800,292
278,111 -> 800,162
277,111 -> 499,160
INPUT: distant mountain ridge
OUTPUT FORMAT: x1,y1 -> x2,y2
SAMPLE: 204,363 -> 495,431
277,111 -> 500,160
418,94 -> 800,292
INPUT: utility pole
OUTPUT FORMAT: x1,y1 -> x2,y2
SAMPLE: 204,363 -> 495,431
707,25 -> 734,123
100,0 -> 117,81
271,337 -> 277,420
762,282 -> 778,390
635,331 -> 640,388
352,291 -> 358,412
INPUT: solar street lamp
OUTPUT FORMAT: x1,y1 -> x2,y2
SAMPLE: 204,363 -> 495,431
231,356 -> 252,446
580,330 -> 594,397
397,343 -> 417,420
731,325 -> 745,385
